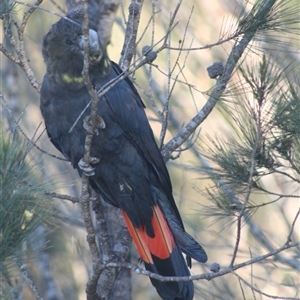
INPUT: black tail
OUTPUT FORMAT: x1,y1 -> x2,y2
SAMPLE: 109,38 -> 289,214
145,249 -> 194,300
122,206 -> 194,300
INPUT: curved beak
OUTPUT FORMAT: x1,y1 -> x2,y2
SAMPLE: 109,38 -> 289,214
79,29 -> 101,58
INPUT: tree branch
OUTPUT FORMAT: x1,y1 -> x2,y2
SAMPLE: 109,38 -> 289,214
119,0 -> 144,70
232,271 -> 300,300
14,257 -> 44,300
161,0 -> 277,161
93,240 -> 299,283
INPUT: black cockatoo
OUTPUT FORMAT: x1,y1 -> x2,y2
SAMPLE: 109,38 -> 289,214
40,8 -> 207,300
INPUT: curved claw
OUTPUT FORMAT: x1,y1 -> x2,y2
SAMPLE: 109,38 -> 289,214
90,156 -> 100,164
78,158 -> 95,176
83,116 -> 106,135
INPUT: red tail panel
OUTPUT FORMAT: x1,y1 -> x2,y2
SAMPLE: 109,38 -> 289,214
122,211 -> 153,264
122,204 -> 175,262
146,205 -> 175,259
122,206 -> 194,300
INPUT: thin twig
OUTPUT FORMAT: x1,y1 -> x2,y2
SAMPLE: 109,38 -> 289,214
15,0 -> 42,92
69,53 -> 161,134
14,257 -> 44,300
161,0 -> 278,161
93,240 -> 300,282
230,217 -> 242,267
78,5 -> 102,299
119,0 -> 145,70
230,106 -> 262,267
45,192 -> 80,203
232,271 -> 300,300
14,1 -> 66,17
1,94 -> 68,161
86,192 -> 112,297
286,208 -> 300,244
0,43 -> 20,63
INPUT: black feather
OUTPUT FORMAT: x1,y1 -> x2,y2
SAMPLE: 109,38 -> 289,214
40,8 -> 207,300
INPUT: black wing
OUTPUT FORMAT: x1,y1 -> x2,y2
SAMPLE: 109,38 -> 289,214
96,61 -> 185,229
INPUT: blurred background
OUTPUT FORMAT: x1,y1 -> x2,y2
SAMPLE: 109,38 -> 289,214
1,0 -> 299,299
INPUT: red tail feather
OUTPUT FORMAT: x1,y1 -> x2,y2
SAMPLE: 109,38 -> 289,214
122,204 -> 175,262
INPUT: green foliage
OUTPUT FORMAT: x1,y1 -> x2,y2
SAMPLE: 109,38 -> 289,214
200,53 -> 300,220
238,55 -> 299,168
237,0 -> 299,37
0,0 -> 15,19
0,128 -> 55,262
